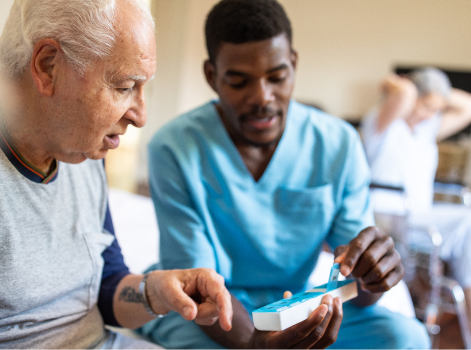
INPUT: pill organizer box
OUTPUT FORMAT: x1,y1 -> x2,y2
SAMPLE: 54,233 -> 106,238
252,279 -> 358,331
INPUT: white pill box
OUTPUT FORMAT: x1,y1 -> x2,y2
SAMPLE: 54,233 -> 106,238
252,280 -> 358,331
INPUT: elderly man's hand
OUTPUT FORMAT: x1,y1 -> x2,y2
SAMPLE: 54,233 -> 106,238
248,294 -> 343,349
145,268 -> 232,331
334,226 -> 404,293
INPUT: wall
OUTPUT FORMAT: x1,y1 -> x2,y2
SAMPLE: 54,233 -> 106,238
283,0 -> 471,119
145,0 -> 471,123
0,0 -> 14,31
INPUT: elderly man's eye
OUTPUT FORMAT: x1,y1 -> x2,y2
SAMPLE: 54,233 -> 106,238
118,87 -> 133,93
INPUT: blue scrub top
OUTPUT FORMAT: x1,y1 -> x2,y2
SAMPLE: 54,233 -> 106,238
148,100 -> 374,312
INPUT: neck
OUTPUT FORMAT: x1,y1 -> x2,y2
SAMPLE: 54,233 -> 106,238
1,116 -> 56,174
405,114 -> 423,132
0,79 -> 56,174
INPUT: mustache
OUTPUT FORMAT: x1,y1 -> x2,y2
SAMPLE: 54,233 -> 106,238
241,106 -> 280,119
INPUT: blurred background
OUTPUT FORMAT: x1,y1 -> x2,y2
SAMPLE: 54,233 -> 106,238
1,0 -> 471,194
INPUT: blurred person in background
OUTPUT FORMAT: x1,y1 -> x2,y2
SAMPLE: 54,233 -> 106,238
361,67 -> 471,333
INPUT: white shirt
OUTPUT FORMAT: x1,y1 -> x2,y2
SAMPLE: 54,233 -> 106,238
361,106 -> 441,214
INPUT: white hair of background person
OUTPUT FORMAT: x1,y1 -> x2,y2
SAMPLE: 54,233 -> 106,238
408,66 -> 452,99
0,0 -> 155,79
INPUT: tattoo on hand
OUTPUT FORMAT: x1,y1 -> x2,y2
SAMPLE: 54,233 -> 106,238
119,287 -> 144,303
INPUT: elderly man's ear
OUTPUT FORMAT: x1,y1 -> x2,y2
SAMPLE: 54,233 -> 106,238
30,39 -> 62,97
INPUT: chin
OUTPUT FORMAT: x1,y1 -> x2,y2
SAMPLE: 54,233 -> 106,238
56,153 -> 88,165
247,137 -> 280,147
85,149 -> 109,160
246,131 -> 283,147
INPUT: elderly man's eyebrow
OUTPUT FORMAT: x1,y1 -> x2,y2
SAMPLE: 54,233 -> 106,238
114,75 -> 148,84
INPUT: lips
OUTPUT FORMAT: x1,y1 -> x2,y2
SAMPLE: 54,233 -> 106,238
245,115 -> 278,130
104,134 -> 121,149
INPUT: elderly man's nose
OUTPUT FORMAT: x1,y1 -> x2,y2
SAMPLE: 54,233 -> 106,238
127,92 -> 147,128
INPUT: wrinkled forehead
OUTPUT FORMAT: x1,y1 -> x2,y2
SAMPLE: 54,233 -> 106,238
100,5 -> 156,78
114,1 -> 155,43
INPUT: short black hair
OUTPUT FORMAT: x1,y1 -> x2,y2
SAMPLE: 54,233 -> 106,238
205,0 -> 292,63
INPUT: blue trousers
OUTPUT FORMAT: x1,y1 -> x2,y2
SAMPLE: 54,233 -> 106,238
138,301 -> 430,349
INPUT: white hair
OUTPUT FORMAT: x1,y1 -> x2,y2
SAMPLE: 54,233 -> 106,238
0,0 -> 154,79
409,67 -> 452,99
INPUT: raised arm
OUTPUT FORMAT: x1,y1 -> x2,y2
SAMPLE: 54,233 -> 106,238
375,74 -> 418,134
437,88 -> 471,141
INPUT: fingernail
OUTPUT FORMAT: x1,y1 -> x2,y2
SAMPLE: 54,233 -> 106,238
319,306 -> 328,318
341,266 -> 350,276
183,306 -> 193,319
336,298 -> 343,311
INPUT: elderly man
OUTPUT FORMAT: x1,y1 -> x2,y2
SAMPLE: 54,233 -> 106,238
0,0 -> 232,348
139,0 -> 431,348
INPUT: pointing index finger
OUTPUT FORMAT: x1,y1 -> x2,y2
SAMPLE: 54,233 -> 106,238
199,270 -> 233,331
215,288 -> 233,331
